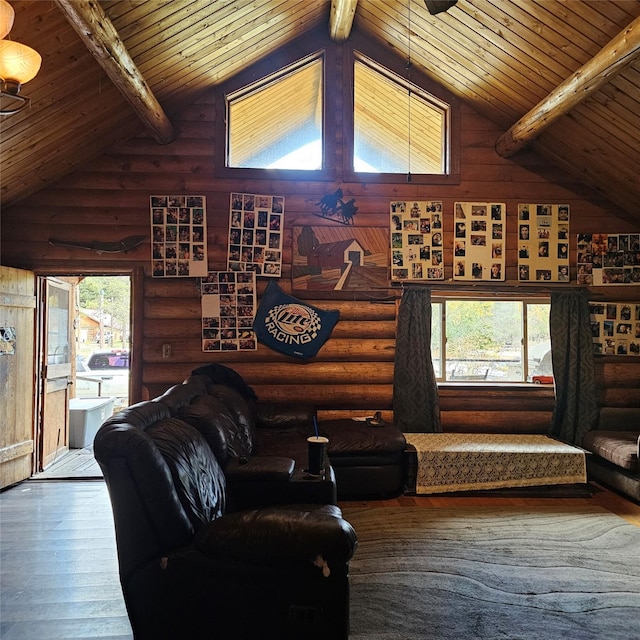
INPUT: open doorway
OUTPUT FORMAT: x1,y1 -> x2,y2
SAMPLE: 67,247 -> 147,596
32,275 -> 131,480
74,276 -> 131,413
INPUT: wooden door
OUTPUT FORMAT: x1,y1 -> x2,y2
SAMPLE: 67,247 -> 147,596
0,267 -> 37,489
36,278 -> 74,471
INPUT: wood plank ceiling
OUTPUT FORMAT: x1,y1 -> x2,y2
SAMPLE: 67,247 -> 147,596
1,0 -> 639,226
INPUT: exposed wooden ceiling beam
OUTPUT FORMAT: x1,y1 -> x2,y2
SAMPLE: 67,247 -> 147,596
54,0 -> 175,145
330,0 -> 358,42
495,14 -> 640,158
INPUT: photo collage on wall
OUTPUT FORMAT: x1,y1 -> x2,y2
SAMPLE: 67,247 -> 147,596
452,202 -> 505,281
517,204 -> 570,282
577,233 -> 640,285
200,271 -> 257,352
589,301 -> 640,356
228,193 -> 285,277
390,200 -> 445,281
150,195 -> 208,277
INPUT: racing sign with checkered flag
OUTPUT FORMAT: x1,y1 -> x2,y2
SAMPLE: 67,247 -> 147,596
253,281 -> 339,359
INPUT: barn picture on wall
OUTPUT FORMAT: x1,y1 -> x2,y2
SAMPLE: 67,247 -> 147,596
292,225 -> 389,294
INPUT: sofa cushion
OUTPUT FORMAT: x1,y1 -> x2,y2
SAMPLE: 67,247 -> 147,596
255,426 -> 310,467
319,420 -> 407,457
104,400 -> 171,430
157,382 -> 207,414
177,395 -> 239,464
147,417 -> 226,530
205,384 -> 257,454
582,430 -> 639,471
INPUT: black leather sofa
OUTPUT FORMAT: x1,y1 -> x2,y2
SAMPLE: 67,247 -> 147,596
178,364 -> 407,500
94,400 -> 357,640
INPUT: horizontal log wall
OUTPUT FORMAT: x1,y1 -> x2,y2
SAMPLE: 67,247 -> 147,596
2,76 -> 639,431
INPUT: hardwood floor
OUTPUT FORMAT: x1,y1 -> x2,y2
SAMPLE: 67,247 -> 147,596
1,479 -> 638,640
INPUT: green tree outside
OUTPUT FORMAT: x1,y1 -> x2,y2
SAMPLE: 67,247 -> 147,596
78,276 -> 130,349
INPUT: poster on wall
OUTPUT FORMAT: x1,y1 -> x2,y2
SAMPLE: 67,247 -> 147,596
517,204 -> 570,282
227,193 -> 285,277
150,195 -> 208,277
589,301 -> 640,356
389,200 -> 445,281
452,202 -> 505,281
577,233 -> 640,285
200,271 -> 257,352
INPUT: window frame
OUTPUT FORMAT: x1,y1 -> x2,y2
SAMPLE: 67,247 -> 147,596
215,33 -> 336,183
215,30 -> 460,185
343,32 -> 461,186
431,295 -> 551,384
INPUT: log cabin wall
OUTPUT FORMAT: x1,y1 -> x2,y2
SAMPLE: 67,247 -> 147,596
2,40 -> 638,432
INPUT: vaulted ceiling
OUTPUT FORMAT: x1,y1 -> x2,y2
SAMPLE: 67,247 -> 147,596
1,1 -> 639,226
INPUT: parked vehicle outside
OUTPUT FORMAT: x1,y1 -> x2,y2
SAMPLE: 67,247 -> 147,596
75,349 -> 129,410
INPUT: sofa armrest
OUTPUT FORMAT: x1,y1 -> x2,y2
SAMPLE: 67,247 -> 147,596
224,456 -> 295,482
194,504 -> 357,571
255,402 -> 316,429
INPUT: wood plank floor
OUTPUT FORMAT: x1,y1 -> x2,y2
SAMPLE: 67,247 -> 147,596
1,479 -> 638,640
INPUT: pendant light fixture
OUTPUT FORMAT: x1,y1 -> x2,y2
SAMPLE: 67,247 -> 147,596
0,0 -> 14,38
0,0 -> 42,115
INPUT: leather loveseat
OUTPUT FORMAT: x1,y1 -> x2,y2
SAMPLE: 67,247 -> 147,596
94,400 -> 358,640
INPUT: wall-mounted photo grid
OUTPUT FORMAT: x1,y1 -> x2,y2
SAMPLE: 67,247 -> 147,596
589,301 -> 640,356
517,204 -> 570,282
228,193 -> 284,277
150,195 -> 208,277
452,202 -> 505,281
577,233 -> 640,285
390,200 -> 445,281
200,271 -> 257,352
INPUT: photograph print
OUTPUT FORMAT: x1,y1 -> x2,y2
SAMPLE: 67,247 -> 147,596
228,192 -> 284,277
589,301 -> 640,356
390,200 -> 445,281
200,271 -> 257,352
150,195 -> 208,277
578,233 -> 640,285
517,204 -> 570,282
453,202 -> 505,281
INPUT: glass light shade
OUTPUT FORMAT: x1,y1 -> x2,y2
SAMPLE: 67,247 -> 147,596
0,39 -> 42,86
0,0 -> 15,39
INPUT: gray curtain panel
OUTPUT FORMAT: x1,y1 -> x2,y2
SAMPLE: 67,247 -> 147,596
393,286 -> 441,433
549,289 -> 599,445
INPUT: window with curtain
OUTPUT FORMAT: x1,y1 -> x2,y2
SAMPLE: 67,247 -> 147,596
430,297 -> 551,383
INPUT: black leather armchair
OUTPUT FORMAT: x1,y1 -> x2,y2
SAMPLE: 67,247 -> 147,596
94,401 -> 357,640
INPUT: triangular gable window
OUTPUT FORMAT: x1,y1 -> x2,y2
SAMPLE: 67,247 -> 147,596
226,54 -> 324,170
216,33 -> 458,185
353,56 -> 448,175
